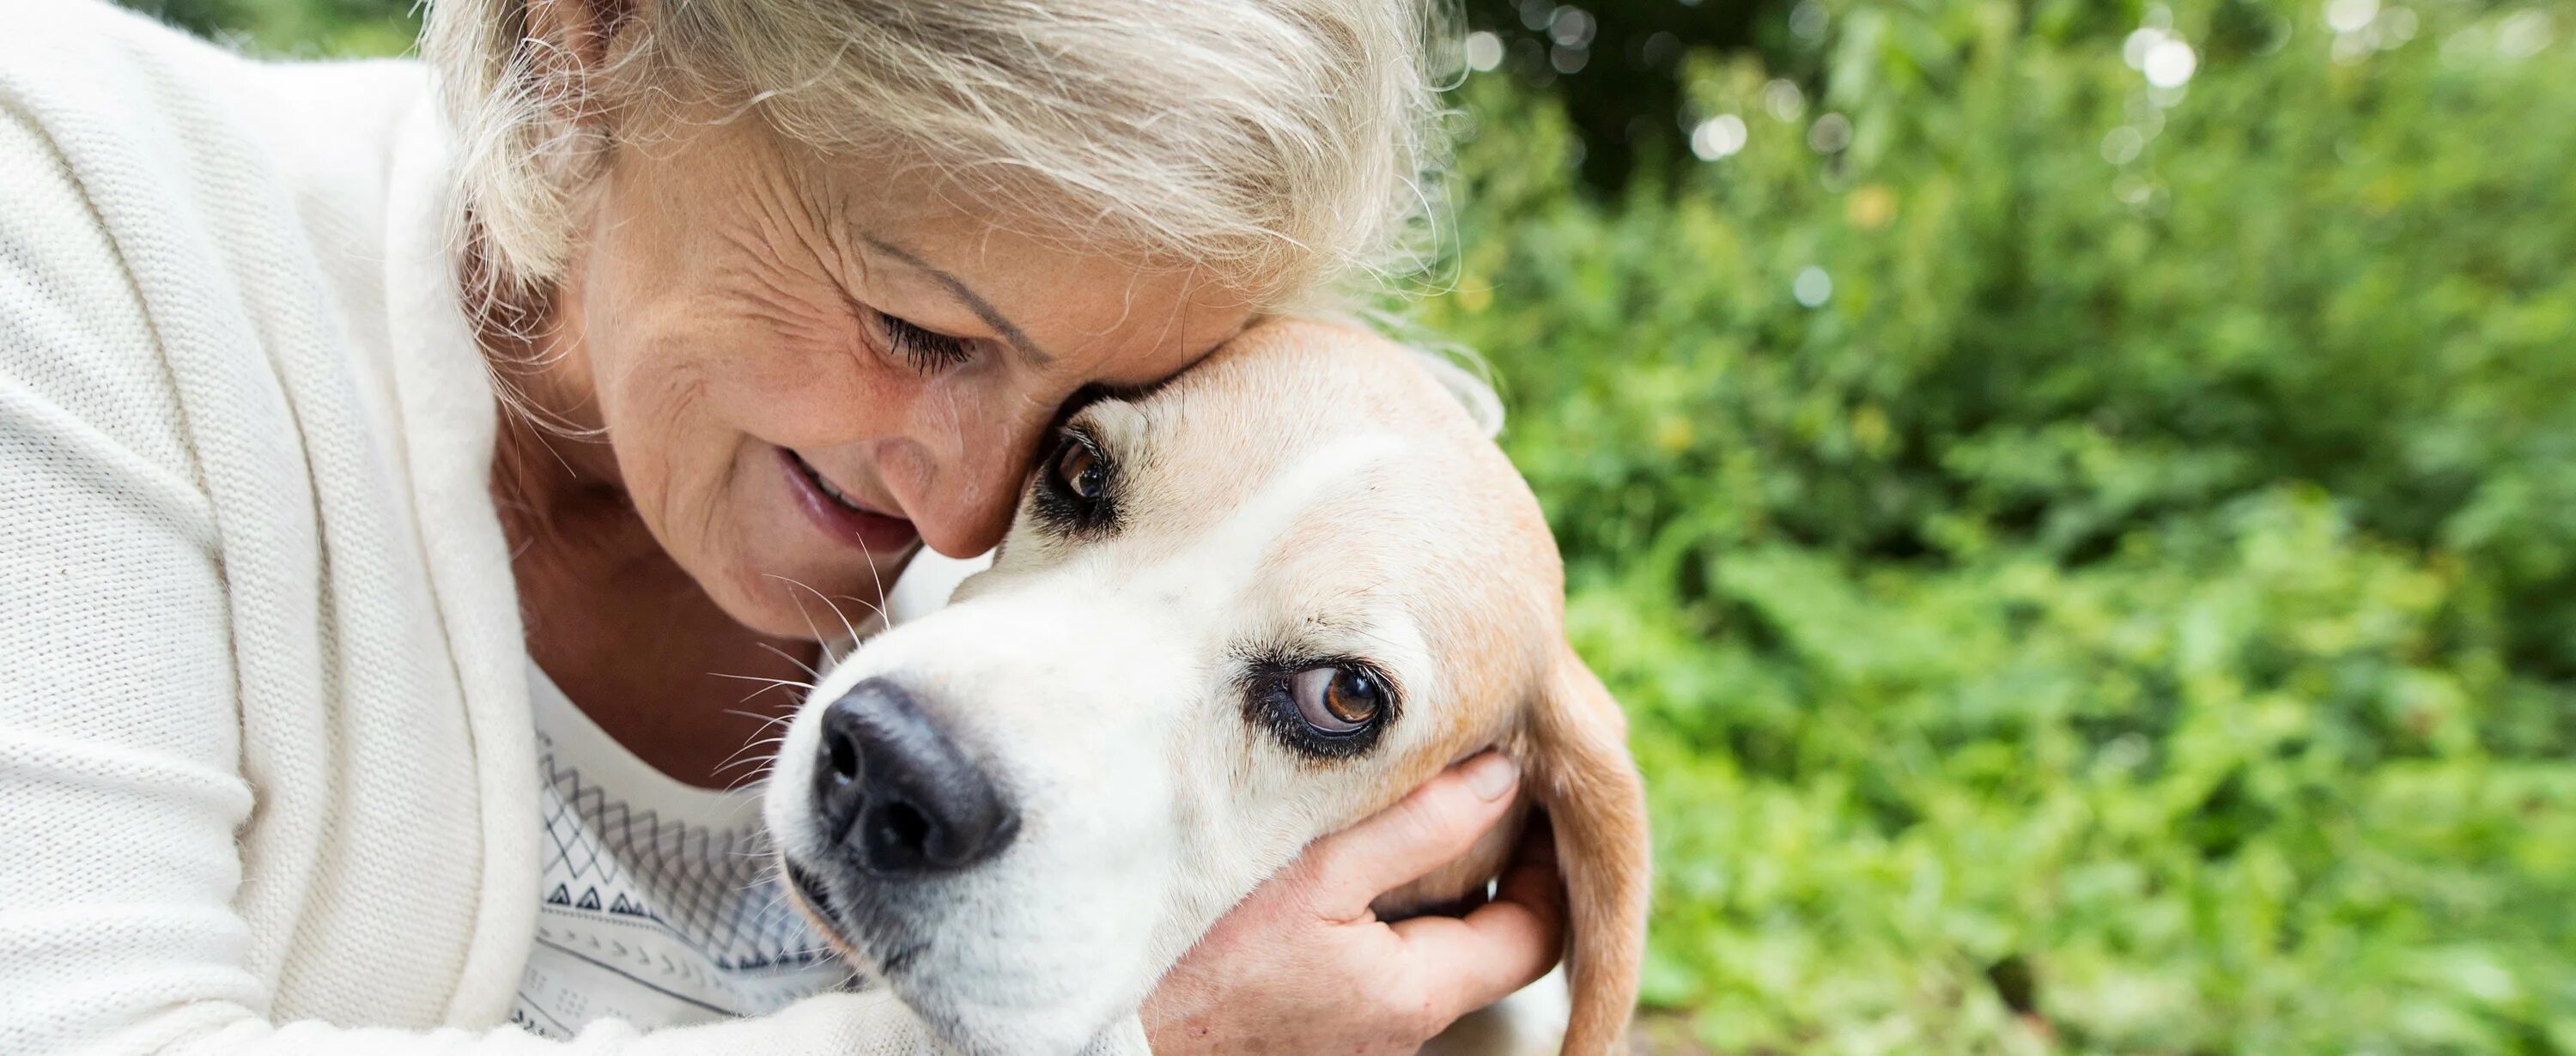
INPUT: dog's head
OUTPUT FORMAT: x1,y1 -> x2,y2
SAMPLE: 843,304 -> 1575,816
763,319 -> 1647,1055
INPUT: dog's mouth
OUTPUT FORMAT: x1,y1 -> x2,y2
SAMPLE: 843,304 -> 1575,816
780,857 -> 866,967
783,858 -> 840,928
782,856 -> 934,980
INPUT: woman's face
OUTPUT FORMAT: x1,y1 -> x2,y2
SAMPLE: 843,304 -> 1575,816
545,115 -> 1255,638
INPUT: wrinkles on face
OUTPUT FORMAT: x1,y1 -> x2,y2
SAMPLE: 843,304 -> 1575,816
621,335 -> 720,548
711,230 -> 858,356
701,160 -> 874,374
554,110 -> 1260,635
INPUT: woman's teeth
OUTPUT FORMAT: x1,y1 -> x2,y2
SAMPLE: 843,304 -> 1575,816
794,452 -> 867,513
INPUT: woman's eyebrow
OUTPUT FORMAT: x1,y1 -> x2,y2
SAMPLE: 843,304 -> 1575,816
861,236 -> 1053,367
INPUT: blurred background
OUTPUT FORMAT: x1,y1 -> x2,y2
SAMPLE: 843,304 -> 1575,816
118,0 -> 2575,1051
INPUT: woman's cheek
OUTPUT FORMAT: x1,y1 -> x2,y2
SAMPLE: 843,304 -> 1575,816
751,349 -> 938,452
574,320 -> 726,533
915,369 -> 974,423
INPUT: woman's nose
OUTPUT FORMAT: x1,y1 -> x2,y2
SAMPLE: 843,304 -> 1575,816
881,418 -> 1047,560
908,480 -> 1018,559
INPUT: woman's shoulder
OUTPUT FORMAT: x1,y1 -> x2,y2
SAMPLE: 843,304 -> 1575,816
3,0 -> 403,124
0,0 -> 430,234
0,1 -> 436,456
0,45 -> 195,479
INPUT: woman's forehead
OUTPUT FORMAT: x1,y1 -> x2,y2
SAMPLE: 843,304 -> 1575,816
860,225 -> 1255,385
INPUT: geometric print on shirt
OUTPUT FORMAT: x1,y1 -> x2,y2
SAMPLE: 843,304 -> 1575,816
537,753 -> 832,972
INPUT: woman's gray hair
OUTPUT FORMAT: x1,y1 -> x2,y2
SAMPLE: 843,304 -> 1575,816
422,0 -> 1459,313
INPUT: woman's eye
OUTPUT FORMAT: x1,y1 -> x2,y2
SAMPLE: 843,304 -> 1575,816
1055,438 -> 1104,500
878,312 -> 973,374
1288,665 -> 1382,734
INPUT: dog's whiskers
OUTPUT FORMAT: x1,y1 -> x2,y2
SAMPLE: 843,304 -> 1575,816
713,674 -> 812,713
712,671 -> 814,692
719,707 -> 799,731
753,640 -> 825,683
857,549 -> 893,625
767,575 -> 842,668
768,574 -> 887,666
713,673 -> 813,701
713,733 -> 791,776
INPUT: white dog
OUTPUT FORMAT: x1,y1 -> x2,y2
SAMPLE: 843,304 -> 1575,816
762,319 -> 1649,1056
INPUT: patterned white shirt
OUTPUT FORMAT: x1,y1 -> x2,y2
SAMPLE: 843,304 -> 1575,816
511,666 -> 850,1038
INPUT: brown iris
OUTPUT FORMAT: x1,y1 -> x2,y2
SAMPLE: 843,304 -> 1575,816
1288,665 -> 1382,733
1056,439 -> 1103,500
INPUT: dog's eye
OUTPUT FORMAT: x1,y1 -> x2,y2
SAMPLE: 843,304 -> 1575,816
1246,657 -> 1396,758
1055,438 -> 1104,501
1032,429 -> 1118,535
1289,665 -> 1382,734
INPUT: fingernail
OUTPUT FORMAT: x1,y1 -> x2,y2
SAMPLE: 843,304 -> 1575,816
1465,751 -> 1520,801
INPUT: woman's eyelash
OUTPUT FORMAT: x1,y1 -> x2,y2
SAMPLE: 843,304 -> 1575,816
879,313 -> 973,373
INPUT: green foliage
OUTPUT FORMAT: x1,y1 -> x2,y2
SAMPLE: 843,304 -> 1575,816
116,0 -> 416,58
118,0 -> 2576,1050
1423,1 -> 2576,1051
1458,0 -> 1784,187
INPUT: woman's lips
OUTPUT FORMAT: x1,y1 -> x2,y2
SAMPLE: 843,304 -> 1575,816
778,447 -> 919,553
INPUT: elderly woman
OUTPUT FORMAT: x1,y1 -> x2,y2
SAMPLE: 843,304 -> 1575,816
0,0 -> 1564,1053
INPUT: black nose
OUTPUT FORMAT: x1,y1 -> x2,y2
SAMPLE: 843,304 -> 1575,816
812,678 -> 1019,876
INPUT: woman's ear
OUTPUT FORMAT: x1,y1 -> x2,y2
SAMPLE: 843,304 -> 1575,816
1522,643 -> 1649,1055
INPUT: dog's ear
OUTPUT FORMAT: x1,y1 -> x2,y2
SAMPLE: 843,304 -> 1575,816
1522,642 -> 1649,1055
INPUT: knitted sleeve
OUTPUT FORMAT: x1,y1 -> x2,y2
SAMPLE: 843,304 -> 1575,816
0,70 -> 1146,1056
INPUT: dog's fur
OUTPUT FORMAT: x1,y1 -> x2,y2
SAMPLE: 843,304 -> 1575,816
762,319 -> 1649,1055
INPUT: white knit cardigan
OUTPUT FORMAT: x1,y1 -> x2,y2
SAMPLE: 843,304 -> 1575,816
0,3 -> 1142,1053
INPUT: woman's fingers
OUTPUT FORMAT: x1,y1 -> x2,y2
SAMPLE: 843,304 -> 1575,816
1146,760 -> 1565,1053
1300,751 -> 1523,920
1390,815 -> 1570,1016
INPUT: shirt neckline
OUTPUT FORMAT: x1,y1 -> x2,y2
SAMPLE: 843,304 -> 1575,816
526,663 -> 765,825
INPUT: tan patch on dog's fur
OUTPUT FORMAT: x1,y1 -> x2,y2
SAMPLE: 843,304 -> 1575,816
764,317 -> 1649,1055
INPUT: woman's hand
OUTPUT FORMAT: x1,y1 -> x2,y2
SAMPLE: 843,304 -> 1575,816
1139,752 -> 1567,1055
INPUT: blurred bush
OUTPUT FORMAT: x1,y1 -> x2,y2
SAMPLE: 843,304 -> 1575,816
1423,1 -> 2576,1052
1458,0 -> 1781,186
116,0 -> 414,57
114,0 -> 2576,1051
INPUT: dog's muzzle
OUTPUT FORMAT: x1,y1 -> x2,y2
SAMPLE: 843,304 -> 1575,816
811,677 -> 1021,877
